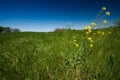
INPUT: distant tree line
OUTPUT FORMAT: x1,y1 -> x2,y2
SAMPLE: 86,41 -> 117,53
108,19 -> 120,28
54,28 -> 74,32
54,28 -> 65,32
0,26 -> 21,33
114,18 -> 120,27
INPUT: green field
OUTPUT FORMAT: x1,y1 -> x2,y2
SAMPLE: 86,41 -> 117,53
0,27 -> 120,80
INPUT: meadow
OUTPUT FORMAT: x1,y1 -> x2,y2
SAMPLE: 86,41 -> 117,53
0,27 -> 120,80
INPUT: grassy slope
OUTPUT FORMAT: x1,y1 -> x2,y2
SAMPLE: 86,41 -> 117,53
0,27 -> 120,80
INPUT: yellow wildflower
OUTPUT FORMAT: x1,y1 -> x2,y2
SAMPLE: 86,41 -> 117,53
87,37 -> 94,42
91,22 -> 97,27
87,25 -> 91,30
102,20 -> 107,24
87,37 -> 92,41
102,7 -> 107,11
90,44 -> 93,48
73,39 -> 77,42
75,44 -> 79,47
86,31 -> 89,35
105,11 -> 110,16
73,42 -> 79,47
101,32 -> 105,35
84,25 -> 91,30
88,29 -> 92,33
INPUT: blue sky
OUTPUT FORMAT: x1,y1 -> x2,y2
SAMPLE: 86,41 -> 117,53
0,0 -> 120,32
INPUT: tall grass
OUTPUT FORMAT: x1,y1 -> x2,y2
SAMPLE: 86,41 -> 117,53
0,27 -> 120,80
0,7 -> 120,80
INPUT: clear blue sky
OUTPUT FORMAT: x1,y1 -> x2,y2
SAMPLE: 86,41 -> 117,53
0,0 -> 120,32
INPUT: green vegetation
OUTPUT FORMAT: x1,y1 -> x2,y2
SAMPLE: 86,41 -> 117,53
0,6 -> 120,80
0,27 -> 120,80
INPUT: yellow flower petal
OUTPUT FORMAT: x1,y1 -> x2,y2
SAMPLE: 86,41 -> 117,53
101,32 -> 105,35
88,29 -> 92,33
73,39 -> 77,42
86,32 -> 89,35
87,37 -> 92,41
75,44 -> 79,47
90,44 -> 93,47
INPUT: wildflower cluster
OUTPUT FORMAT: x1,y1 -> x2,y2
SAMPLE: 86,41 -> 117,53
102,7 -> 110,27
97,30 -> 105,36
72,36 -> 79,47
84,6 -> 112,47
102,7 -> 110,24
84,25 -> 92,35
102,6 -> 110,16
70,6 -> 113,80
93,6 -> 111,29
84,25 -> 95,47
87,37 -> 94,48
72,7 -> 112,48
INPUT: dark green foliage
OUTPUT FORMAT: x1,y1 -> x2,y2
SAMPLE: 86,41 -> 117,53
3,27 -> 11,32
0,26 -> 4,32
0,26 -> 21,33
